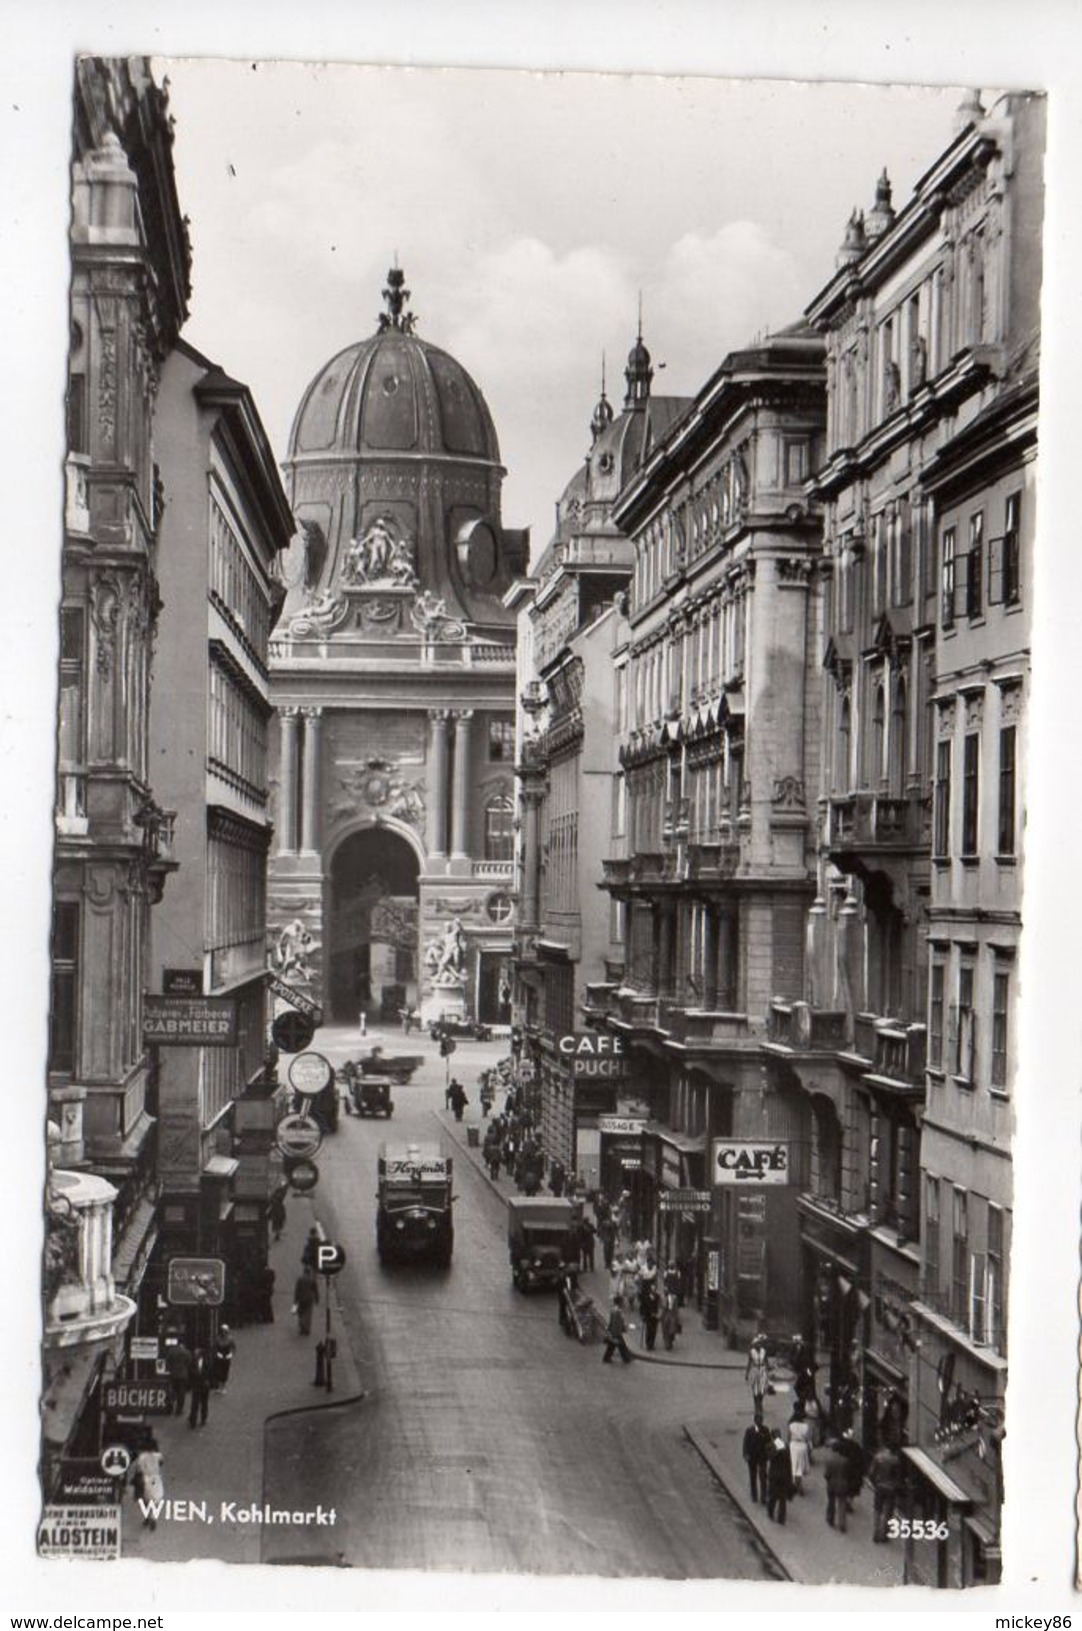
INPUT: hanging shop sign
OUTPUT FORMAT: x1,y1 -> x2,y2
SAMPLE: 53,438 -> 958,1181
101,1381 -> 172,1416
711,1139 -> 791,1185
266,972 -> 324,1023
598,1115 -> 646,1136
165,1257 -> 226,1308
659,1189 -> 713,1213
144,995 -> 236,1046
288,1051 -> 334,1096
37,1506 -> 121,1560
162,967 -> 204,996
272,1009 -> 316,1055
275,1113 -> 323,1161
556,1033 -> 629,1080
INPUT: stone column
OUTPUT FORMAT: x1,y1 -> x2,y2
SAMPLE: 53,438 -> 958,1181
299,707 -> 323,853
429,710 -> 451,858
450,709 -> 474,859
658,906 -> 675,998
277,708 -> 299,854
521,788 -> 542,929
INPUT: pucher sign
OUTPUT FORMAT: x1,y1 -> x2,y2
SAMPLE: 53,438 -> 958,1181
711,1139 -> 790,1185
557,1033 -> 629,1080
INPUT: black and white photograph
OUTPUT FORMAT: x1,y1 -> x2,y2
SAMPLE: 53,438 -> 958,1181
5,2 -> 1082,1621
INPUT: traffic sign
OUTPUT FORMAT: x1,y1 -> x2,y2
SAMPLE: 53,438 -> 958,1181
101,1444 -> 131,1480
275,1112 -> 323,1160
272,1008 -> 316,1054
286,1157 -> 320,1194
288,1050 -> 333,1096
166,1257 -> 226,1307
315,1241 -> 347,1276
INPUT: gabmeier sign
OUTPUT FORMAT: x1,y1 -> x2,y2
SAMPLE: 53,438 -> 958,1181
144,995 -> 236,1045
711,1140 -> 791,1185
557,1032 -> 629,1079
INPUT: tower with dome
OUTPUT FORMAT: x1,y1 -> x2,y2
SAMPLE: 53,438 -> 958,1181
268,268 -> 528,1025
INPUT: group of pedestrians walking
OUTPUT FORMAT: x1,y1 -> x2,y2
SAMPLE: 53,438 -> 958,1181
162,1323 -> 237,1431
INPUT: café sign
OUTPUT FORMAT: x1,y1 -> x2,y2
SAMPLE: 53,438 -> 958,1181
557,1032 -> 629,1080
711,1139 -> 791,1185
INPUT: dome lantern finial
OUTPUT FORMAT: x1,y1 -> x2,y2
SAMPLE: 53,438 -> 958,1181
624,299 -> 653,409
590,350 -> 614,444
379,264 -> 417,334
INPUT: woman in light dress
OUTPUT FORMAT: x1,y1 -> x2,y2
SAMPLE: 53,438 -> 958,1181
788,1405 -> 814,1495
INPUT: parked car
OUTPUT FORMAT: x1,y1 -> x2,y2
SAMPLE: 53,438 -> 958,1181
429,1014 -> 492,1042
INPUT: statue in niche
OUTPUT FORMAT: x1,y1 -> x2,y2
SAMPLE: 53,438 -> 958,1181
272,918 -> 317,981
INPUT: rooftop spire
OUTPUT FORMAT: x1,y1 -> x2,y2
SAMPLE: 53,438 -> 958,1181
590,350 -> 614,443
378,263 -> 417,334
624,301 -> 653,409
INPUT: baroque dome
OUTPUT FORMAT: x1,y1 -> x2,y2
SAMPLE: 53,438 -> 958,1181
288,270 -> 501,469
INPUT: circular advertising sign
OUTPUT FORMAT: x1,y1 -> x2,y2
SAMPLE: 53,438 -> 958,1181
286,1157 -> 320,1195
271,1009 -> 316,1055
275,1112 -> 323,1161
288,1050 -> 334,1097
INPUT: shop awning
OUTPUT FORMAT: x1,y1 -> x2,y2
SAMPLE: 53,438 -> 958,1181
644,1121 -> 706,1154
902,1446 -> 973,1506
110,1194 -> 158,1292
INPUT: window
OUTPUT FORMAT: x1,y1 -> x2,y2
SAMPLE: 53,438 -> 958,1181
997,725 -> 1016,856
941,527 -> 956,628
934,738 -> 951,858
837,695 -> 852,793
966,512 -> 984,618
58,607 -> 85,766
951,1188 -> 968,1323
929,960 -> 945,1067
890,676 -> 907,793
1003,491 -> 1021,606
890,500 -> 912,608
49,901 -> 79,1075
987,1205 -> 1005,1352
991,967 -> 1010,1089
871,683 -> 886,786
487,718 -> 515,761
924,1175 -> 941,1298
484,793 -> 515,861
962,732 -> 980,857
953,963 -> 975,1081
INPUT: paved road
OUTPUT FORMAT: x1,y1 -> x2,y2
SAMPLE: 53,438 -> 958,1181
263,1029 -> 774,1579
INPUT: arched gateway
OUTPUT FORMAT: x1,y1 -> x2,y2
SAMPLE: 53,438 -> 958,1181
266,269 -> 527,1026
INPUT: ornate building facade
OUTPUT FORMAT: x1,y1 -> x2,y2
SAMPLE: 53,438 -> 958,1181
146,339 -> 293,1316
44,56 -> 190,1491
510,339 -> 687,1186
590,324 -> 826,1327
268,271 -> 527,1028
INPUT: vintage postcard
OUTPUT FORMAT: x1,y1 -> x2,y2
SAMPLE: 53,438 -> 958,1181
13,27 -> 1079,1616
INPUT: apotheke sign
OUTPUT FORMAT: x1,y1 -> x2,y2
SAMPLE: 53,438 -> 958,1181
711,1139 -> 790,1185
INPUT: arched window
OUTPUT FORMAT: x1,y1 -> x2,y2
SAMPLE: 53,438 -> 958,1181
484,792 -> 515,862
890,676 -> 908,794
837,694 -> 851,792
872,684 -> 886,786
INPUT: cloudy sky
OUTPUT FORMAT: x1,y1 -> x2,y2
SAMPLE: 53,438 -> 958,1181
159,61 -> 965,547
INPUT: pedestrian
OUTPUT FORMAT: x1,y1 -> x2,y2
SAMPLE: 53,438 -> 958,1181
557,1268 -> 578,1337
358,1006 -> 367,1039
301,1226 -> 322,1270
293,1264 -> 320,1336
268,1191 -> 286,1242
601,1297 -> 633,1365
598,1214 -> 617,1272
822,1437 -> 851,1532
639,1279 -> 660,1351
742,1413 -> 772,1504
579,1214 -> 597,1272
837,1428 -> 866,1512
212,1324 -> 236,1392
188,1348 -> 212,1429
765,1432 -> 794,1525
255,1263 -> 276,1324
788,1404 -> 813,1495
163,1337 -> 193,1417
746,1330 -> 770,1414
549,1158 -> 566,1197
870,1443 -> 903,1542
132,1435 -> 164,1528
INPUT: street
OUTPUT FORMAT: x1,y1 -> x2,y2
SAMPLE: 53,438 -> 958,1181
262,1026 -> 773,1578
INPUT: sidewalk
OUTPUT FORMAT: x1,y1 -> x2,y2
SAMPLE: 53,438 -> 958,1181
120,1193 -> 363,1564
438,1096 -> 905,1588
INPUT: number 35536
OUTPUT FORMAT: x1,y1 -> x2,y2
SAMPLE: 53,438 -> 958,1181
887,1518 -> 949,1540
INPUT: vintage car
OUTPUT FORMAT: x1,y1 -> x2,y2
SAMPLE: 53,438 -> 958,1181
343,1070 -> 395,1119
356,1049 -> 423,1084
428,1013 -> 492,1043
506,1196 -> 583,1292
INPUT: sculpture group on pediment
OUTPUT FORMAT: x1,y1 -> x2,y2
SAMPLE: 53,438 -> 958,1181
271,917 -> 318,981
341,515 -> 418,589
409,590 -> 467,642
424,918 -> 467,985
330,759 -> 426,830
288,587 -> 349,637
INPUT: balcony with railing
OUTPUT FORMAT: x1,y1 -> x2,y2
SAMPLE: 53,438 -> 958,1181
865,1020 -> 927,1094
472,858 -> 515,880
44,1167 -> 136,1352
64,453 -> 91,535
827,791 -> 927,852
582,981 -> 621,1023
767,999 -> 849,1052
661,1003 -> 752,1048
687,839 -> 742,881
611,989 -> 662,1030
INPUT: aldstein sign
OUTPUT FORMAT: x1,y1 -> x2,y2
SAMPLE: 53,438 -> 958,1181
711,1139 -> 791,1185
557,1033 -> 629,1080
